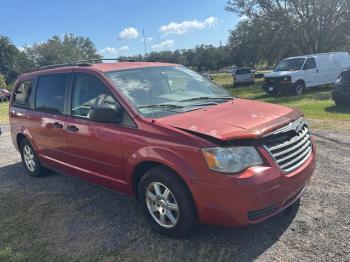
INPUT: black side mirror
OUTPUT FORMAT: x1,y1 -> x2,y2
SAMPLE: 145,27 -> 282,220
88,104 -> 123,123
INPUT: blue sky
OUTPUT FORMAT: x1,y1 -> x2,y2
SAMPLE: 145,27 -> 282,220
0,0 -> 240,57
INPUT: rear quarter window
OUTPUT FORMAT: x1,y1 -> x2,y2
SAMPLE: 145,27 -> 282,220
35,74 -> 68,114
13,80 -> 33,107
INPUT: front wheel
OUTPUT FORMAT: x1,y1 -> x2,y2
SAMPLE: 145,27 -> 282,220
139,166 -> 197,237
294,82 -> 304,95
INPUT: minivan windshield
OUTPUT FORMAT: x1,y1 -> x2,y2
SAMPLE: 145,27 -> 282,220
106,66 -> 232,118
274,58 -> 305,72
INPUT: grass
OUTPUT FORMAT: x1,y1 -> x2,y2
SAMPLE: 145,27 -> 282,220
0,102 -> 9,124
212,73 -> 350,130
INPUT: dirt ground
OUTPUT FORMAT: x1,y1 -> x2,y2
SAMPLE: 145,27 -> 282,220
0,125 -> 349,262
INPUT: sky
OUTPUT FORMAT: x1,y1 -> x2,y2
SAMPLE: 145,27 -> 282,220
0,0 -> 240,57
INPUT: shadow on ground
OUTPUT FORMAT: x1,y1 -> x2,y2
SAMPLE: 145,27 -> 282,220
0,162 -> 298,261
325,105 -> 350,114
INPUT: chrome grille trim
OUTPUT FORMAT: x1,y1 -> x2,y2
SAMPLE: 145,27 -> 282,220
263,119 -> 312,173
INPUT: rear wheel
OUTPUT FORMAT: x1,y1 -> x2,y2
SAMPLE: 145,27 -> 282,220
20,138 -> 45,177
138,166 -> 197,237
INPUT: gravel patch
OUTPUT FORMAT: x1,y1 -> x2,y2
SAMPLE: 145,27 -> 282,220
0,125 -> 349,261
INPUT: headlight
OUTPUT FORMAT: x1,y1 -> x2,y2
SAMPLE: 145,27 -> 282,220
202,146 -> 263,174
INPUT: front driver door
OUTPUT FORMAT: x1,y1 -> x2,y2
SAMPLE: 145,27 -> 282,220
65,72 -> 127,193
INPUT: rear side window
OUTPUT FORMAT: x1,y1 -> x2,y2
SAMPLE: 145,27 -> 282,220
236,69 -> 251,74
303,58 -> 316,70
36,74 -> 68,114
14,80 -> 33,106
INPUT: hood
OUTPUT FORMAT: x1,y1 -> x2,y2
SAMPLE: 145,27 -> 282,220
156,98 -> 302,141
265,71 -> 300,77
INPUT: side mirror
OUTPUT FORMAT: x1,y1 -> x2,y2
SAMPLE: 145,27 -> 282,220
88,104 -> 123,123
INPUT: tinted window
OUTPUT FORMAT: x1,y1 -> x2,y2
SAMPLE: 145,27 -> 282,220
342,71 -> 350,82
14,80 -> 33,106
303,58 -> 316,70
72,74 -> 119,119
36,74 -> 68,114
235,69 -> 251,74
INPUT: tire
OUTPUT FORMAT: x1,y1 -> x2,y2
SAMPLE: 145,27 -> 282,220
334,98 -> 347,107
294,82 -> 304,95
20,138 -> 45,177
266,88 -> 278,96
138,166 -> 197,237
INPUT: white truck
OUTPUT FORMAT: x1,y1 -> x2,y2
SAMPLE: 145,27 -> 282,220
263,52 -> 350,95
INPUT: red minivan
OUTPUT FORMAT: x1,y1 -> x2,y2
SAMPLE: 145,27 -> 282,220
9,60 -> 316,237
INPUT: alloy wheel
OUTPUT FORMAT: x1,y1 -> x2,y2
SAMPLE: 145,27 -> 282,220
23,145 -> 36,172
146,182 -> 179,228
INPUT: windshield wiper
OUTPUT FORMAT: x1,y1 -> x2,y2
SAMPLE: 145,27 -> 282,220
179,96 -> 233,102
137,103 -> 184,109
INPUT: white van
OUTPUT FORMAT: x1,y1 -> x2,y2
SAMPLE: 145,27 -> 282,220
263,52 -> 350,95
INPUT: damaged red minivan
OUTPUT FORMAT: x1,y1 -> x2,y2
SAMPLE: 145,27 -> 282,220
10,61 -> 316,237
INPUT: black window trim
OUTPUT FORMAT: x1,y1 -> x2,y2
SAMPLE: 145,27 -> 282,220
34,73 -> 72,116
67,72 -> 137,129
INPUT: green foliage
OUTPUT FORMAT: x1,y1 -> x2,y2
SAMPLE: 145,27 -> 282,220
128,44 -> 234,72
0,36 -> 28,84
0,74 -> 8,89
226,0 -> 350,66
26,34 -> 101,68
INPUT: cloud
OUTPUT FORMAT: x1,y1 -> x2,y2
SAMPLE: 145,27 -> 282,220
119,27 -> 139,39
98,47 -> 118,56
118,46 -> 129,52
159,16 -> 219,36
17,46 -> 25,52
151,40 -> 175,50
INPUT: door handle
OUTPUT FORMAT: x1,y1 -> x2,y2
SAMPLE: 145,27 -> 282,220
67,125 -> 79,132
52,122 -> 64,129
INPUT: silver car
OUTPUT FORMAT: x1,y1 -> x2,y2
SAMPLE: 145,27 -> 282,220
234,68 -> 254,86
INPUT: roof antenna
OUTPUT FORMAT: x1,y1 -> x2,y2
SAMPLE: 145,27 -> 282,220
143,28 -> 155,121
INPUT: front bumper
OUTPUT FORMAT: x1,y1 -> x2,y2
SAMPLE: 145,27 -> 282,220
262,82 -> 294,93
189,142 -> 316,226
235,79 -> 254,84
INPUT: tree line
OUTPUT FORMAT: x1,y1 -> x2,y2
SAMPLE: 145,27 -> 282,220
1,0 -> 350,86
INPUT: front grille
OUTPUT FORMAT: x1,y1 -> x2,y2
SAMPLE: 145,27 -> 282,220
264,77 -> 288,85
263,119 -> 312,173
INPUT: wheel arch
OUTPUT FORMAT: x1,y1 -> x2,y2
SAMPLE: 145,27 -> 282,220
131,161 -> 194,202
295,79 -> 305,87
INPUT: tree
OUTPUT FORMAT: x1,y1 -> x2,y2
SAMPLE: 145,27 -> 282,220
0,74 -> 8,89
0,36 -> 23,84
226,0 -> 350,55
26,34 -> 101,68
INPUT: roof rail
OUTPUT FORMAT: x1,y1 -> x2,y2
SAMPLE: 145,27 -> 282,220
75,58 -> 136,64
39,58 -> 135,71
39,62 -> 92,71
